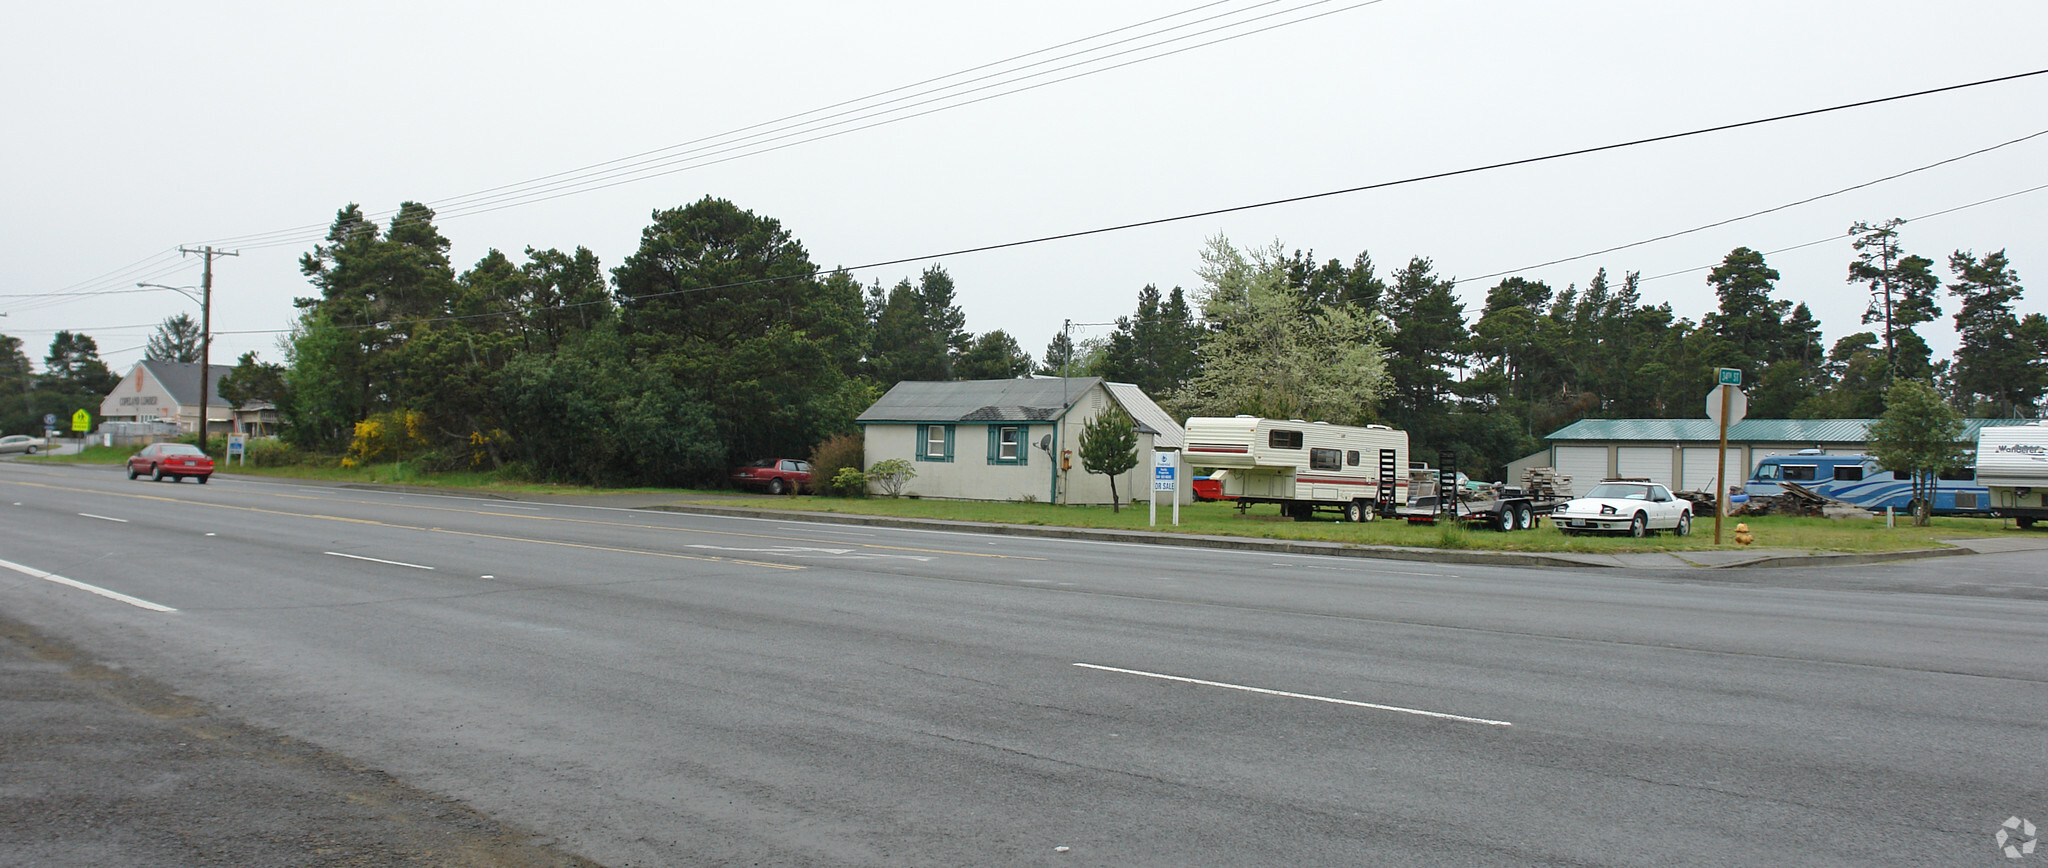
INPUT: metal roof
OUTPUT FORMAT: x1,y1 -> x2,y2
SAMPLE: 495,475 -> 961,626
1546,417 -> 2039,444
1104,381 -> 1184,449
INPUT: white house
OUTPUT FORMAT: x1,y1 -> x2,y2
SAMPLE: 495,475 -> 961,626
97,360 -> 278,436
856,377 -> 1188,505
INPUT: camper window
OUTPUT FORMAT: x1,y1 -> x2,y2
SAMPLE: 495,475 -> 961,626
1270,429 -> 1304,450
1833,465 -> 1864,482
1754,464 -> 1781,481
1782,465 -> 1817,482
1938,466 -> 1975,482
1310,448 -> 1341,471
1346,450 -> 1360,467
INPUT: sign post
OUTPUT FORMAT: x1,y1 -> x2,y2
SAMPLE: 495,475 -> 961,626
1150,450 -> 1180,527
227,433 -> 247,466
1708,369 -> 1745,544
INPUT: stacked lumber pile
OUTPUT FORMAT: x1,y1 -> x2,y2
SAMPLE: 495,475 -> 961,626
1520,468 -> 1573,500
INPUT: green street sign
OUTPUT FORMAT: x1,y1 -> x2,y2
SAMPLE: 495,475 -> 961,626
1717,367 -> 1742,386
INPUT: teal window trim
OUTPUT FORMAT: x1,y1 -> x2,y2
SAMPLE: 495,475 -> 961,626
987,425 -> 1028,466
918,424 -> 955,463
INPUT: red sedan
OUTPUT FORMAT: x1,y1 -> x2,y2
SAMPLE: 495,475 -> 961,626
730,458 -> 811,495
128,442 -> 215,483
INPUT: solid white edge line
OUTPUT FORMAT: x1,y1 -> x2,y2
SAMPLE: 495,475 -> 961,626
1073,663 -> 1512,727
78,513 -> 128,523
0,557 -> 176,613
323,552 -> 435,570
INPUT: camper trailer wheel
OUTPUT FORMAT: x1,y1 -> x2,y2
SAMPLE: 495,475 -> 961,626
1285,503 -> 1313,521
1495,508 -> 1515,532
2018,517 -> 2036,529
1514,503 -> 1534,530
1345,500 -> 1369,523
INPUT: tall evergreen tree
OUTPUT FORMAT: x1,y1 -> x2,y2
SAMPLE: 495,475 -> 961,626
43,331 -> 118,397
867,265 -> 969,384
1849,219 -> 1942,384
953,330 -> 1033,380
1703,247 -> 1790,367
1381,257 -> 1467,438
1948,249 -> 2042,416
613,196 -> 868,476
144,313 -> 204,363
1100,284 -> 1202,395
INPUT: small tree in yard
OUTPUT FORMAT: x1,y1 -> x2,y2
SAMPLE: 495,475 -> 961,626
1078,406 -> 1139,512
1865,379 -> 1966,526
867,458 -> 916,497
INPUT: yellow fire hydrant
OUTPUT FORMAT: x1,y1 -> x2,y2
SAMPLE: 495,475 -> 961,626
1733,522 -> 1753,546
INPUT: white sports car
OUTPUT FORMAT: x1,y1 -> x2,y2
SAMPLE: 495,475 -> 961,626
1553,481 -> 1692,537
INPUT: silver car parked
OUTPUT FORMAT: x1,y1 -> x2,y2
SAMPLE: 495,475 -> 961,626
0,434 -> 48,455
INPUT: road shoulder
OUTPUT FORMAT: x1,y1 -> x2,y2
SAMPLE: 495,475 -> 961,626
0,613 -> 599,868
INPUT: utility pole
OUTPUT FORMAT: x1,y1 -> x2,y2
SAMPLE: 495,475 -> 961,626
179,245 -> 237,451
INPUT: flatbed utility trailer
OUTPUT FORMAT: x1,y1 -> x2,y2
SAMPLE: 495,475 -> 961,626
1396,468 -> 1572,531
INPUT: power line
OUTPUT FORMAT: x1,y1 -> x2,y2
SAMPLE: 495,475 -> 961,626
195,0 -> 1377,253
1456,126 -> 2048,286
177,68 -> 2047,341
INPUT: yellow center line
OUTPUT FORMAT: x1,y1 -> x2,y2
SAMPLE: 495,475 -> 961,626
1,480 -> 803,571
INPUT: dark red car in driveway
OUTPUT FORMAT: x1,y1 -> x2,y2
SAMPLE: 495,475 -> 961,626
730,458 -> 811,494
128,442 -> 214,483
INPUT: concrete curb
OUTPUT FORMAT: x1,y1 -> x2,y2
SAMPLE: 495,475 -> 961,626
638,502 -> 1965,570
1697,546 -> 1970,569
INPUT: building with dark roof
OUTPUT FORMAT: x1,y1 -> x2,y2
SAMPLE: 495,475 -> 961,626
97,360 -> 275,436
856,377 -> 1185,505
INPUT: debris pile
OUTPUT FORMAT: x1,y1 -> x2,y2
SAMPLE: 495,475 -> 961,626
1733,481 -> 1875,519
1518,468 -> 1573,501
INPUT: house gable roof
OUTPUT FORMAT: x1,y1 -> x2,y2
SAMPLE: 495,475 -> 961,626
135,360 -> 228,407
859,378 -> 1102,424
857,377 -> 1184,447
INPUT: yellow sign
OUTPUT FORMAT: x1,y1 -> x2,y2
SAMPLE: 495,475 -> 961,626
70,410 -> 90,433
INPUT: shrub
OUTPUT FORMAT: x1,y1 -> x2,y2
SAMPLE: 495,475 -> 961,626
830,467 -> 868,497
868,458 -> 916,497
243,438 -> 301,468
809,431 -> 865,497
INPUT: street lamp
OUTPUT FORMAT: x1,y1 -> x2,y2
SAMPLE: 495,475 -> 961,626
137,281 -> 209,442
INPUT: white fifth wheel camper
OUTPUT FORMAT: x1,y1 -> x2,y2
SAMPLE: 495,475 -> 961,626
1977,421 -> 2048,528
1183,416 -> 1409,521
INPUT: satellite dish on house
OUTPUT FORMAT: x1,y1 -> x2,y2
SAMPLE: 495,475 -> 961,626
1036,434 -> 1053,454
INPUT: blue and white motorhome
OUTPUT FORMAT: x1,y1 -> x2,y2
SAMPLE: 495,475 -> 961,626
1744,450 -> 1989,514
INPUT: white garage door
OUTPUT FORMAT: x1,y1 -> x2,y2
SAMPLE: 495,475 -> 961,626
1552,447 -> 1609,496
1681,447 -> 1748,494
1616,446 -> 1675,488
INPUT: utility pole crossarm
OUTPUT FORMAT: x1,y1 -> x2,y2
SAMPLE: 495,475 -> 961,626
178,246 -> 237,449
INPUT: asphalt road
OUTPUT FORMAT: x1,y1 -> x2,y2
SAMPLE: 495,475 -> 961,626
3,460 -> 2045,866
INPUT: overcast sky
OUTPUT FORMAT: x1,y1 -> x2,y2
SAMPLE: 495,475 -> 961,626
5,1 -> 2044,387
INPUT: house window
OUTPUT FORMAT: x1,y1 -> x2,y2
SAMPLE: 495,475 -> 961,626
1310,448 -> 1341,471
987,425 -> 1028,466
1269,429 -> 1304,450
916,424 -> 955,462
